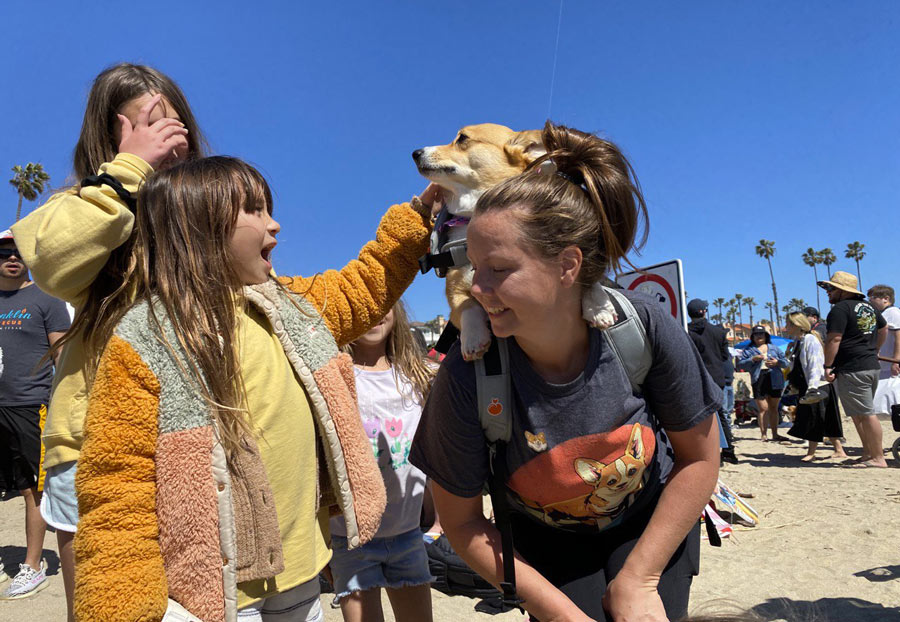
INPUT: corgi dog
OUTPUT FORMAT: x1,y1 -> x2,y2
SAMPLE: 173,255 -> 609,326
414,123 -> 617,360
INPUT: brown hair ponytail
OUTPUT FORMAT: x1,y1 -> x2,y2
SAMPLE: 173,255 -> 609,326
475,121 -> 648,285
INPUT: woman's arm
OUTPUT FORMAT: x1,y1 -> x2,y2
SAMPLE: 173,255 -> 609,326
432,484 -> 595,622
74,335 -> 168,622
735,348 -> 756,371
603,414 -> 719,622
280,194 -> 434,346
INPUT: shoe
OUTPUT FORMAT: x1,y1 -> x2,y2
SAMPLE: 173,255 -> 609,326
799,388 -> 826,405
0,561 -> 48,600
721,449 -> 739,465
0,561 -> 6,584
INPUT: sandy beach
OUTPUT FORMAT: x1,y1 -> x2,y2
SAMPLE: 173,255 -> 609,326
2,416 -> 898,622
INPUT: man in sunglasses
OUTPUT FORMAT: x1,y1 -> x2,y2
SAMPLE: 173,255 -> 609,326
818,271 -> 888,468
0,228 -> 70,599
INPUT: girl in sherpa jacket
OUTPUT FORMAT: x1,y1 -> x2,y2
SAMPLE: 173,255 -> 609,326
72,156 -> 434,622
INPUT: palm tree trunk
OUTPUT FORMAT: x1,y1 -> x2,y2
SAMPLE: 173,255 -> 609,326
15,193 -> 23,222
813,265 -> 820,310
767,257 -> 780,333
749,308 -> 754,326
855,259 -> 862,289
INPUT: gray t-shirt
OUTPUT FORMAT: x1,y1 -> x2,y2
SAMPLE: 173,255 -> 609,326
0,284 -> 70,406
410,292 -> 721,534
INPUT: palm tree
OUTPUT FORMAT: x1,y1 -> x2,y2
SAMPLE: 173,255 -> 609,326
742,296 -> 756,326
764,301 -> 775,331
801,247 -> 821,310
9,163 -> 51,222
726,302 -> 738,343
734,293 -> 744,334
844,241 -> 866,287
782,298 -> 807,316
711,313 -> 723,324
713,297 -> 725,320
755,239 -> 781,331
818,247 -> 836,280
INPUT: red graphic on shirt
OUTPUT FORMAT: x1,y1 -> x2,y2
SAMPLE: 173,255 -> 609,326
509,423 -> 655,528
487,398 -> 503,416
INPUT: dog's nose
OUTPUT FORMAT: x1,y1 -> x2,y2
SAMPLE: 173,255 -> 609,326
412,149 -> 424,162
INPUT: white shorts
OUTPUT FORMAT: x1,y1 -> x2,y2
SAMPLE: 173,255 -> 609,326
237,578 -> 323,622
40,460 -> 79,532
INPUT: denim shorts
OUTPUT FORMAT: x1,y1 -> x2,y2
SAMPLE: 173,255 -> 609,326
329,528 -> 433,604
41,459 -> 79,532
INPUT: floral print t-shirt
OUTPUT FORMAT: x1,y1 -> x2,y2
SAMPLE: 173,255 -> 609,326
329,367 -> 427,538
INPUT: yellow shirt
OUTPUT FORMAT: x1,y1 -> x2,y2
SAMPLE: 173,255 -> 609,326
235,307 -> 332,608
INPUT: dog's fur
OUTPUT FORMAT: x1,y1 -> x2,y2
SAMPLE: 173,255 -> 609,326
414,123 -> 616,360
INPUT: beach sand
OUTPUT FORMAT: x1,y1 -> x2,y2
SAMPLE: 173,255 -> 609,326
2,417 -> 898,621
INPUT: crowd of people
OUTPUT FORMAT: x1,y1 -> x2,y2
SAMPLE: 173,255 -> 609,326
688,275 -> 899,468
0,62 -> 895,622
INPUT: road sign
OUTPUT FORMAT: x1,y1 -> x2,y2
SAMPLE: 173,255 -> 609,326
616,259 -> 687,330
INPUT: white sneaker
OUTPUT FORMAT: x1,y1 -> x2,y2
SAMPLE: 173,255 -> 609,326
0,561 -> 48,599
0,561 -> 7,584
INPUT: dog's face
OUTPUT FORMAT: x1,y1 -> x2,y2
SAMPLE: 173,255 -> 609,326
413,124 -> 544,200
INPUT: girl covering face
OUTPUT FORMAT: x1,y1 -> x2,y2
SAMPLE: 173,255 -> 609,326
411,122 -> 722,622
10,62 -> 208,619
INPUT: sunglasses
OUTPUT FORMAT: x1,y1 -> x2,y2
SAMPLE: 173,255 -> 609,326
822,284 -> 836,293
0,248 -> 21,260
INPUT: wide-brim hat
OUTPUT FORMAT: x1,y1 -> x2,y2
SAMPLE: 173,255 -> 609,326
817,270 -> 863,295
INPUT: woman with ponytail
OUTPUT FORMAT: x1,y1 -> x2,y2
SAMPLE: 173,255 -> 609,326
411,122 -> 721,622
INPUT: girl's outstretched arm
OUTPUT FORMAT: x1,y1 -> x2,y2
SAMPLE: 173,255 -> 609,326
74,335 -> 168,622
280,195 -> 434,346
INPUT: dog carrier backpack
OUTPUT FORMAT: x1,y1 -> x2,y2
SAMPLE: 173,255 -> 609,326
418,205 -> 470,277
473,287 -> 652,610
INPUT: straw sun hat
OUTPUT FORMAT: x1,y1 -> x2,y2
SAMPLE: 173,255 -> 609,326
817,270 -> 863,295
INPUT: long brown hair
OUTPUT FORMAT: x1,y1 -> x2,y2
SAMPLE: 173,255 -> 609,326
344,301 -> 436,404
475,120 -> 648,286
51,63 -> 209,377
85,157 -> 272,454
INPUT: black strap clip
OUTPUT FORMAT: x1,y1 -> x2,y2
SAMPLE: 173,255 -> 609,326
81,173 -> 137,212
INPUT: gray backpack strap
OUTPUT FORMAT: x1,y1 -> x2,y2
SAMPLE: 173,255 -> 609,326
602,287 -> 653,393
474,337 -> 512,444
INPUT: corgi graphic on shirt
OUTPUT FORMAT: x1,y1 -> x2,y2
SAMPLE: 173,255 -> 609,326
514,423 -> 654,530
524,430 -> 547,452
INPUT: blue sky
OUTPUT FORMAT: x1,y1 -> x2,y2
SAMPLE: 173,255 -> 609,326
3,1 -> 898,323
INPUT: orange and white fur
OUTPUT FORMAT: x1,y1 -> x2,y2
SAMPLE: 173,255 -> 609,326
414,123 -> 617,360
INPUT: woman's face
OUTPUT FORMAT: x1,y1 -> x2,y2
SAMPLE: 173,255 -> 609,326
467,208 -> 579,343
751,333 -> 766,346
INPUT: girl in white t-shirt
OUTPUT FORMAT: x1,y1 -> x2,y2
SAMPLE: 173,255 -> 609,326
329,301 -> 436,622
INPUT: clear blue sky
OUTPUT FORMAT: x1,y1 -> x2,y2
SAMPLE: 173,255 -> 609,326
3,1 -> 898,324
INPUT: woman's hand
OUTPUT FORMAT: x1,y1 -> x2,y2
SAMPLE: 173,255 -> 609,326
117,93 -> 189,170
752,354 -> 765,362
602,569 -> 667,621
764,358 -> 779,368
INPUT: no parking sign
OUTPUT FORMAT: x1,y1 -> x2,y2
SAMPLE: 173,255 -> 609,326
616,259 -> 687,330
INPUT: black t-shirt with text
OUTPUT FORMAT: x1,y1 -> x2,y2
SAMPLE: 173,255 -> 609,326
826,297 -> 886,373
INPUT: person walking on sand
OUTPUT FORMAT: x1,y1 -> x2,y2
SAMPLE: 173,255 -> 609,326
737,326 -> 788,442
819,271 -> 888,467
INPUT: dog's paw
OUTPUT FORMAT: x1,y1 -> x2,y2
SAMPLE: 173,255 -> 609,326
583,299 -> 618,329
460,307 -> 492,361
461,329 -> 492,361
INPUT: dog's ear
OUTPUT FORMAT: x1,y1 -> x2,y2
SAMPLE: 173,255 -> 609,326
504,130 -> 546,167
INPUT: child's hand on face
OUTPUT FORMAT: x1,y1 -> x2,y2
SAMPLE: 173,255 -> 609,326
117,94 -> 189,171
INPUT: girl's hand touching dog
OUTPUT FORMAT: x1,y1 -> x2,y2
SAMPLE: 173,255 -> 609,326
118,93 -> 189,170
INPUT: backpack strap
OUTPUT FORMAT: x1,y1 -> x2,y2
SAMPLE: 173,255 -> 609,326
474,338 -> 512,444
474,337 -> 523,610
602,287 -> 653,393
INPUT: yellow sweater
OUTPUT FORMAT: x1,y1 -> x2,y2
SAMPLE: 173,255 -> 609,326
12,153 -> 152,469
